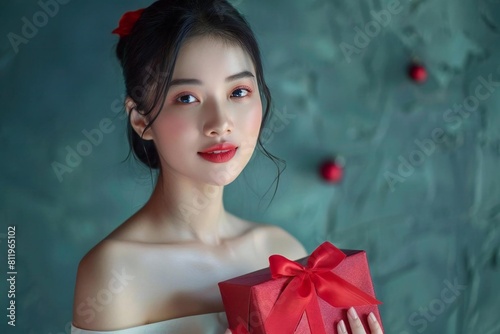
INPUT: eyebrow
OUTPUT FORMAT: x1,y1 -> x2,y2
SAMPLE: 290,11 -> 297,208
169,70 -> 255,87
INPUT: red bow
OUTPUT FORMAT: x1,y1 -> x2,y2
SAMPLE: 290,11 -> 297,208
112,8 -> 145,37
263,242 -> 381,334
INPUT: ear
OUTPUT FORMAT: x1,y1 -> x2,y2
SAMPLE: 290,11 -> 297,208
125,96 -> 153,140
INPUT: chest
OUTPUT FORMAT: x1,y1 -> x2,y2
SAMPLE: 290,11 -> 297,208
132,238 -> 271,308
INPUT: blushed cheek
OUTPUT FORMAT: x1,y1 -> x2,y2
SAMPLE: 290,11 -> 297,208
245,103 -> 263,137
152,114 -> 196,148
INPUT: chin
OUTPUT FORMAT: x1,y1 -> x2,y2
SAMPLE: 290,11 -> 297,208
207,178 -> 237,187
204,166 -> 244,186
201,150 -> 251,186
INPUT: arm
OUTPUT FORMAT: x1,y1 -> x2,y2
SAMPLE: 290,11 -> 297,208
72,243 -> 141,331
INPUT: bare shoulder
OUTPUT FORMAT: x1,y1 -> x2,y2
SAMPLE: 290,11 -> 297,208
72,240 -> 141,330
251,223 -> 308,260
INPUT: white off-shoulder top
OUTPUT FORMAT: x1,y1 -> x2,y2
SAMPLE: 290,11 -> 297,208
71,312 -> 228,334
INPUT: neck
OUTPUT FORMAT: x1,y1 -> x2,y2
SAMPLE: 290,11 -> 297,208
144,169 -> 228,245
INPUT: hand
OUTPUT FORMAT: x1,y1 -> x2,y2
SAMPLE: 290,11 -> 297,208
224,329 -> 232,334
337,307 -> 383,334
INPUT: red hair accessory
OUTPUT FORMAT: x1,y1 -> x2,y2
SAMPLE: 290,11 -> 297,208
111,8 -> 145,37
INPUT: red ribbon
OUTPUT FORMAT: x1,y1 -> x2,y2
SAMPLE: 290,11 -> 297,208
263,242 -> 381,334
111,8 -> 145,37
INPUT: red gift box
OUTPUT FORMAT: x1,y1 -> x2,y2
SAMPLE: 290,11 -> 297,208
218,242 -> 383,334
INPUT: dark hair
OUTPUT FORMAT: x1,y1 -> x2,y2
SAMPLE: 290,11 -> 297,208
115,0 -> 284,198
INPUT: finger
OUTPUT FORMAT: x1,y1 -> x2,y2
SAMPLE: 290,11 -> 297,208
347,307 -> 366,334
224,329 -> 233,334
367,312 -> 383,334
336,320 -> 348,334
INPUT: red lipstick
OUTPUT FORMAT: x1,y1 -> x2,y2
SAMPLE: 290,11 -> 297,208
198,143 -> 238,163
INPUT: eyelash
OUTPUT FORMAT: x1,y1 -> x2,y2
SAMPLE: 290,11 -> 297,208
174,86 -> 253,104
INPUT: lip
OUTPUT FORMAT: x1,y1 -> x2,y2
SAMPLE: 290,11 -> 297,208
198,143 -> 238,163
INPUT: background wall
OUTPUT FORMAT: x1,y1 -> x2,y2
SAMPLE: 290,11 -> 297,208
1,0 -> 499,333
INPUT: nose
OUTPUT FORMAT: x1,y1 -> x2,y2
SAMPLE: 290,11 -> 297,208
203,100 -> 233,137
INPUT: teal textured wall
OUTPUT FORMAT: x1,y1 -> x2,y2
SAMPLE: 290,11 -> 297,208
1,0 -> 499,333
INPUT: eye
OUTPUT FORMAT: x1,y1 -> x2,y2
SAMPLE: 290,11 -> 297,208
231,87 -> 251,98
176,94 -> 198,104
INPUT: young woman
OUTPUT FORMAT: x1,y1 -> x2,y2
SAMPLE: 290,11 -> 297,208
71,1 -> 383,333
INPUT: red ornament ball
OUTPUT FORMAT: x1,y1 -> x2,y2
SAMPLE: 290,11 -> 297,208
320,161 -> 343,183
408,63 -> 427,83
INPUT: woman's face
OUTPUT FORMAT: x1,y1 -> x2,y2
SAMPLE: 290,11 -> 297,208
148,36 -> 263,186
